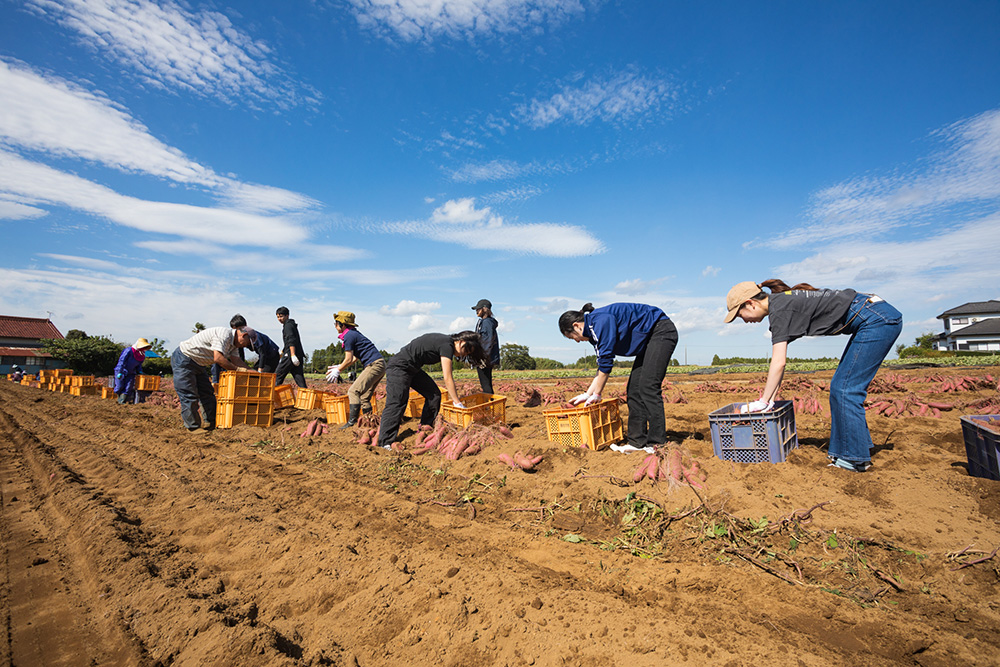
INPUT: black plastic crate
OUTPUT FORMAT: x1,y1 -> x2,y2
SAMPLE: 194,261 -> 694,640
960,414 -> 1000,481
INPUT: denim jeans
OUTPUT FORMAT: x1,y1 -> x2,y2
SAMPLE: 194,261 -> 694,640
170,347 -> 217,429
625,318 -> 678,446
828,295 -> 902,463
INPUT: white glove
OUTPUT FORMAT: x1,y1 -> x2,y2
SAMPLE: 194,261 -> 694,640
584,393 -> 601,406
454,401 -> 466,409
325,366 -> 340,382
569,392 -> 592,406
291,355 -> 300,367
739,400 -> 774,414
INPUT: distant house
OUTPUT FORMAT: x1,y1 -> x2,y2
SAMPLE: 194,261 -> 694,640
935,300 -> 1000,352
0,315 -> 65,374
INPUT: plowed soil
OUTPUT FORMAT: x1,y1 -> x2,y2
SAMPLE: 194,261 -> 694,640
2,367 -> 999,667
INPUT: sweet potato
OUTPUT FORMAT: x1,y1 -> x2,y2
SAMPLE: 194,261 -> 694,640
497,453 -> 518,469
513,452 -> 536,470
633,455 -> 654,483
497,424 -> 514,439
924,401 -> 954,410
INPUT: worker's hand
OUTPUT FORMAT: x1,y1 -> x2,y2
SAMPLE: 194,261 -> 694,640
584,393 -> 602,407
739,400 -> 774,414
454,401 -> 466,410
569,392 -> 592,406
291,355 -> 300,367
115,372 -> 123,379
325,366 -> 340,383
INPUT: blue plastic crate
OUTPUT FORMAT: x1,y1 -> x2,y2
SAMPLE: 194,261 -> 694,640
960,415 -> 1000,481
709,400 -> 798,464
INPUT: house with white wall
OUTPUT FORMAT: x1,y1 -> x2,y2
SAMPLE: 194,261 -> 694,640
0,315 -> 64,374
935,300 -> 1000,352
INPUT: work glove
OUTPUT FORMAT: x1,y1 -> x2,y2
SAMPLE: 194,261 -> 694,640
739,400 -> 774,414
291,355 -> 300,367
569,392 -> 593,406
115,372 -> 123,379
454,401 -> 466,410
584,393 -> 602,407
325,366 -> 340,383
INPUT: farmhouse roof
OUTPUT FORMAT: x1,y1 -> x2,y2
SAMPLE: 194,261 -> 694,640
0,315 -> 64,340
949,319 -> 1000,337
937,300 -> 1000,319
0,347 -> 53,358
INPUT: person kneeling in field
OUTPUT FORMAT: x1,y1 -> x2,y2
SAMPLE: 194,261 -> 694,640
325,311 -> 386,427
376,331 -> 488,451
171,325 -> 255,432
724,279 -> 902,473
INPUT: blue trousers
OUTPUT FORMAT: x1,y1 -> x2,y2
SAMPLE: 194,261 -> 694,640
171,348 -> 216,429
828,295 -> 902,463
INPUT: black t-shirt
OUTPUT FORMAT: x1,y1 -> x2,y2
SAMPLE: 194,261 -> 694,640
768,289 -> 857,344
391,333 -> 455,369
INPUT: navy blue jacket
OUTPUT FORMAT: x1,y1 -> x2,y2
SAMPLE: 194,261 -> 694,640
583,303 -> 668,374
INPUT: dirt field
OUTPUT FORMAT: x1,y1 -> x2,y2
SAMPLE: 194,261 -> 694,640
2,367 -> 999,667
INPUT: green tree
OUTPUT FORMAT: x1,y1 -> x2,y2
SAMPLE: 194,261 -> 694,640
711,354 -> 722,366
42,335 -> 123,376
147,337 -> 169,357
500,343 -> 535,370
65,329 -> 88,340
572,354 -> 597,369
192,322 -> 206,333
309,342 -> 346,374
534,357 -> 565,370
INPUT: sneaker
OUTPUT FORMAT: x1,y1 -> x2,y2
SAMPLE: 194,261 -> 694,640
186,426 -> 199,432
828,457 -> 871,473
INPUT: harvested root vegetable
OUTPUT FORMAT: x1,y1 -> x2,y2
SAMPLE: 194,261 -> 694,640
632,455 -> 655,482
497,424 -> 514,439
390,442 -> 406,453
497,453 -> 518,469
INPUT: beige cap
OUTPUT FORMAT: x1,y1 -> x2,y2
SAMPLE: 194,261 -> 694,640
334,311 -> 356,326
723,282 -> 762,323
134,337 -> 152,350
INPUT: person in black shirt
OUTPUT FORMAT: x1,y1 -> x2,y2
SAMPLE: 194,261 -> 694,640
274,306 -> 307,388
472,298 -> 500,394
724,279 -> 902,472
376,331 -> 487,450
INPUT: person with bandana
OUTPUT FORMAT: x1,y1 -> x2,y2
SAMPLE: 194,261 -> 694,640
114,337 -> 153,404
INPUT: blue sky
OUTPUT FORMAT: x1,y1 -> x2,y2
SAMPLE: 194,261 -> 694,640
1,0 -> 999,366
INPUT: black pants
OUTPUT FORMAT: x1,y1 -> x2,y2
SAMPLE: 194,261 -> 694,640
476,365 -> 494,395
625,318 -> 678,446
275,353 -> 306,388
257,353 -> 280,374
378,364 -> 441,448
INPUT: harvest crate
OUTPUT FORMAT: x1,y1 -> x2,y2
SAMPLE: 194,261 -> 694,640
216,399 -> 274,428
273,384 -> 295,409
543,399 -> 623,450
709,401 -> 798,464
294,387 -> 326,410
405,390 -> 425,418
960,414 -> 1000,481
136,375 -> 161,391
69,385 -> 99,396
441,393 -> 507,428
101,386 -> 116,399
217,370 -> 274,400
69,375 -> 95,387
323,394 -> 350,424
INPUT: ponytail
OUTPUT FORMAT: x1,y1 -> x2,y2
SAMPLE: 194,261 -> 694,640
558,303 -> 595,336
760,279 -> 819,293
451,330 -> 488,369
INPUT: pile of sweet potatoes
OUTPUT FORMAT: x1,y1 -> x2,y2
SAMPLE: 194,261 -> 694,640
866,394 -> 953,418
632,446 -> 707,489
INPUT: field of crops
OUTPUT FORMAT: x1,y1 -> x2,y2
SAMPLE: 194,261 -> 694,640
2,365 -> 999,666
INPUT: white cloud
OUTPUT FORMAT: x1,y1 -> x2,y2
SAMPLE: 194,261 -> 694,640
702,265 -> 720,277
380,300 -> 442,317
25,0 -> 317,109
759,107 -> 1000,250
448,158 -> 554,184
0,60 -> 318,214
480,185 -> 544,205
514,67 -> 675,129
0,198 -> 47,220
0,149 -> 310,245
347,0 -> 593,42
383,197 -> 604,257
449,316 -> 478,331
407,313 -> 441,331
614,277 -> 667,296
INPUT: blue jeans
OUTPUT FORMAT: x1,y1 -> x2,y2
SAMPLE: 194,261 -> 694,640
170,348 -> 216,429
828,295 -> 902,463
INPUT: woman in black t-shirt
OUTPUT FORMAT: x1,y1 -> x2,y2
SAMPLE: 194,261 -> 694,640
376,331 -> 487,450
724,279 -> 902,473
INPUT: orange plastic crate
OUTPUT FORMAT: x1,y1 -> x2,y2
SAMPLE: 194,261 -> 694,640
136,375 -> 161,391
101,386 -> 116,399
441,393 -> 507,428
273,384 -> 295,409
323,394 -> 350,424
294,387 -> 326,410
216,399 -> 274,428
217,371 -> 274,400
543,399 -> 623,451
69,385 -> 99,396
69,375 -> 95,387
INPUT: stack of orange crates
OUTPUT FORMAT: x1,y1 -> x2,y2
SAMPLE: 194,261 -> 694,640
216,371 -> 275,428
